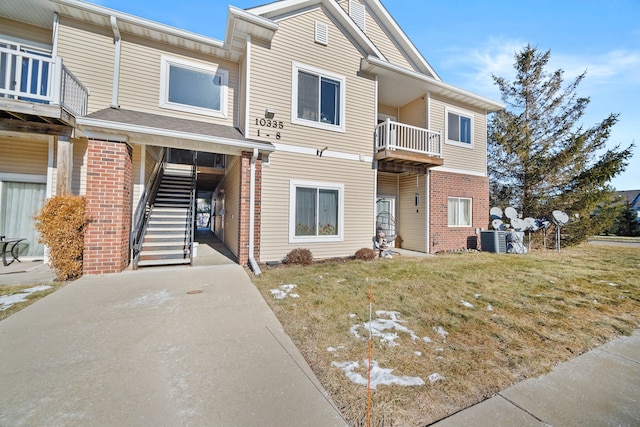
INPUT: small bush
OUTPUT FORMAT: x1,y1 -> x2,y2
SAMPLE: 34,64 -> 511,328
285,248 -> 313,266
34,195 -> 88,280
355,248 -> 377,261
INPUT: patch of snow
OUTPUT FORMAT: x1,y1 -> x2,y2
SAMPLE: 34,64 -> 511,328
349,313 -> 357,318
327,346 -> 337,352
351,311 -> 421,346
460,300 -> 474,308
436,348 -> 444,352
609,282 -> 620,287
422,336 -> 432,343
414,351 -> 422,356
428,373 -> 444,383
433,326 -> 448,339
337,279 -> 346,283
474,294 -> 481,299
487,304 -> 493,311
331,360 -> 424,389
270,284 -> 299,299
0,285 -> 52,311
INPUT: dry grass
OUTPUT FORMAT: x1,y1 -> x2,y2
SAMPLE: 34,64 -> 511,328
252,244 -> 640,426
0,282 -> 66,321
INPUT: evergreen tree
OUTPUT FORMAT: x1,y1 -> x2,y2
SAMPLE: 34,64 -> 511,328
610,202 -> 640,237
488,45 -> 634,244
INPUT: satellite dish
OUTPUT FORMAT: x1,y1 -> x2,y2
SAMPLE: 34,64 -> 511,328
505,207 -> 518,220
552,210 -> 569,226
492,219 -> 504,230
511,218 -> 526,231
490,207 -> 503,220
524,217 -> 537,231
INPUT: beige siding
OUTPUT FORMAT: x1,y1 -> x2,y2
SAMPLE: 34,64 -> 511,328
397,173 -> 425,252
0,137 -> 48,176
71,138 -> 88,196
144,146 -> 162,185
337,0 -> 415,71
222,156 -> 240,257
430,95 -> 487,175
260,151 -> 375,262
117,35 -> 238,125
0,18 -> 51,47
377,172 -> 397,198
57,17 -> 115,113
399,96 -> 426,128
249,7 -> 376,156
378,104 -> 397,118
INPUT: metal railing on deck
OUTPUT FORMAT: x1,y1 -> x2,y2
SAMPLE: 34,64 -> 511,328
131,148 -> 167,269
375,119 -> 442,157
0,44 -> 89,116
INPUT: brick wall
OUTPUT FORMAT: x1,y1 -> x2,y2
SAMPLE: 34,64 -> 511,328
429,170 -> 489,252
83,139 -> 133,274
237,151 -> 262,266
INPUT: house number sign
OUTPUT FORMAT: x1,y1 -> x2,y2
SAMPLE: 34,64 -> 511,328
255,118 -> 283,140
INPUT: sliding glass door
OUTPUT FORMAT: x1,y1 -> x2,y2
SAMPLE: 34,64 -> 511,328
0,181 -> 46,257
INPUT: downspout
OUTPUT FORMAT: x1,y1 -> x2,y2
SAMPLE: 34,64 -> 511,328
249,148 -> 261,275
110,16 -> 121,108
426,92 -> 432,253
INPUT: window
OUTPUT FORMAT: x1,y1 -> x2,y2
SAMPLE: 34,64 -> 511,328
160,56 -> 228,117
448,197 -> 472,227
290,180 -> 344,242
445,107 -> 473,146
291,62 -> 345,132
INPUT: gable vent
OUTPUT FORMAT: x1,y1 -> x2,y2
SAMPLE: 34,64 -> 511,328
315,21 -> 329,45
349,0 -> 366,32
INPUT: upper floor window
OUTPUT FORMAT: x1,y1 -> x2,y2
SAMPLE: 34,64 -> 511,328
291,62 -> 345,132
445,107 -> 474,147
160,56 -> 228,117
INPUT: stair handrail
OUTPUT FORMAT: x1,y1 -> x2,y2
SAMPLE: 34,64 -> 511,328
187,152 -> 198,265
131,148 -> 167,268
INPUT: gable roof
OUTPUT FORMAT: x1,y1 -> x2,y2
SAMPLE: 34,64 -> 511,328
617,190 -> 640,208
247,0 -> 438,78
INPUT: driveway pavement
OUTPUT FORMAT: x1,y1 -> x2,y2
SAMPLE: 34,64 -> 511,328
0,264 -> 347,426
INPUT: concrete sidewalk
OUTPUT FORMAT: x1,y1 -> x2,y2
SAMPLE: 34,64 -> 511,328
0,264 -> 347,426
432,330 -> 640,426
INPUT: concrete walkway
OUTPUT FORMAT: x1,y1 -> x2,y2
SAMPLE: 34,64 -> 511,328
0,264 -> 347,426
432,330 -> 640,426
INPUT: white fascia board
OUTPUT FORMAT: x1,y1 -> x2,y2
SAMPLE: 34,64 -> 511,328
226,6 -> 279,45
57,0 -> 226,48
76,117 -> 275,153
362,0 -> 440,80
430,166 -> 487,178
247,0 -> 314,16
362,56 -> 505,112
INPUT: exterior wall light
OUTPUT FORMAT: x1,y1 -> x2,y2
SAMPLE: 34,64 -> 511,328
265,108 -> 276,119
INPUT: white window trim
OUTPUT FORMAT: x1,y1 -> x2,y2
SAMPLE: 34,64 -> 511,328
291,61 -> 346,133
159,55 -> 228,118
289,179 -> 344,243
448,196 -> 473,227
444,106 -> 474,148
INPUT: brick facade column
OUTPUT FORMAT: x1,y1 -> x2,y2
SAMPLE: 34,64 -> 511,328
237,151 -> 262,266
429,170 -> 489,252
83,139 -> 133,274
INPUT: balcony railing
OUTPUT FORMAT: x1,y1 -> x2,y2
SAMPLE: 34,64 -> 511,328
0,45 -> 89,117
375,119 -> 442,158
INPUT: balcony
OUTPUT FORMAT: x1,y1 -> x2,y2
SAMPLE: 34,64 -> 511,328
0,46 -> 89,136
374,119 -> 443,174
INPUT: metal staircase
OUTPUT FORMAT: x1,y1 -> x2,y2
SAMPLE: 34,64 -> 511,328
132,160 -> 196,268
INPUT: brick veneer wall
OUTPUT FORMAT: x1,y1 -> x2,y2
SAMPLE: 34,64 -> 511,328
429,170 -> 489,252
83,139 -> 133,274
237,151 -> 262,266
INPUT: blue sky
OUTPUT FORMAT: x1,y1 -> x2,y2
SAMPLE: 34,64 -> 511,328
93,0 -> 639,191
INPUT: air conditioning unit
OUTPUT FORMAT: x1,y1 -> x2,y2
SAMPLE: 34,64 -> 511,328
481,231 -> 507,253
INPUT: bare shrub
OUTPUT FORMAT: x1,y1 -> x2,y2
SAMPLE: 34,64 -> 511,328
285,248 -> 313,266
354,247 -> 377,261
34,195 -> 88,280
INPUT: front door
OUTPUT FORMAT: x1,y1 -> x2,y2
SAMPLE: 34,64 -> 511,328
376,196 -> 396,247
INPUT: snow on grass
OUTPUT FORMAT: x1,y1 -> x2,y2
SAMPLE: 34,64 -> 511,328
270,284 -> 299,299
433,326 -> 448,340
331,359 -> 425,389
350,310 -> 430,346
0,285 -> 52,311
460,300 -> 474,308
428,373 -> 444,383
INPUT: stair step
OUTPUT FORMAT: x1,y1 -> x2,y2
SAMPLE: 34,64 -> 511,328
152,207 -> 189,213
142,243 -> 188,251
140,248 -> 188,256
137,258 -> 191,267
148,217 -> 188,222
143,235 -> 187,242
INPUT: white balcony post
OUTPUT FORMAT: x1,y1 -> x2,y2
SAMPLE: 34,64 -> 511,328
52,57 -> 63,106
